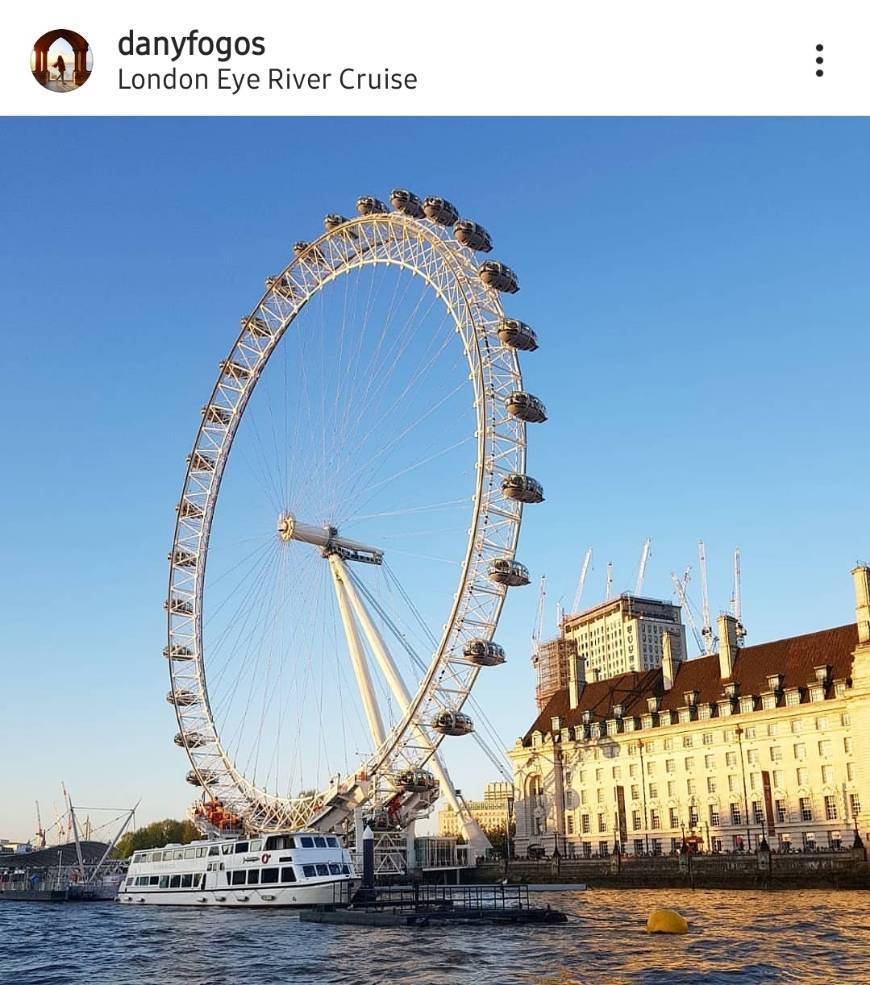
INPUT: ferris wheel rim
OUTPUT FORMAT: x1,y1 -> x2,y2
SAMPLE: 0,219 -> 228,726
166,207 -> 530,831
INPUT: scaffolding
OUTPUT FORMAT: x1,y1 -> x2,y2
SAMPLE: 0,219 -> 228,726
532,637 -> 576,710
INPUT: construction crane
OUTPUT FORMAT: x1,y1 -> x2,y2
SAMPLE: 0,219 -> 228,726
605,561 -> 614,600
531,575 -> 547,654
698,540 -> 716,655
672,569 -> 704,654
571,548 -> 593,614
34,802 -> 46,849
731,547 -> 747,643
635,538 -> 652,596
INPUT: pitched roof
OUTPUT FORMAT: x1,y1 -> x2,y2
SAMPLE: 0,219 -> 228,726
524,623 -> 857,742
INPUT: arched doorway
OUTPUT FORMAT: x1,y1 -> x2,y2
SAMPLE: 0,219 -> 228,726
31,29 -> 92,91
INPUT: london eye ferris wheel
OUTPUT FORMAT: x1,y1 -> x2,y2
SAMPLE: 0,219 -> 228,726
165,190 -> 546,840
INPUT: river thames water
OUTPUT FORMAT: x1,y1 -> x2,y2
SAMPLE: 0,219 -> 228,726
1,889 -> 868,984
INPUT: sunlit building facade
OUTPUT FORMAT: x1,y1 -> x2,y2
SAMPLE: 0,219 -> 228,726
437,782 -> 513,838
509,566 -> 870,858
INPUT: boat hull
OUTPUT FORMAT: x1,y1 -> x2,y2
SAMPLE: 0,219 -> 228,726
117,878 -> 358,908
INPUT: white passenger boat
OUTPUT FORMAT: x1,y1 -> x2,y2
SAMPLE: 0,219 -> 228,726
117,831 -> 358,907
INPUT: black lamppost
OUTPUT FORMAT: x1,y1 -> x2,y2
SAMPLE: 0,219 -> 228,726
759,816 -> 769,851
734,725 -> 752,851
638,738 -> 650,854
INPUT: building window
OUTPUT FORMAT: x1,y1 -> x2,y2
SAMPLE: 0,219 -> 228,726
707,777 -> 717,794
747,749 -> 760,765
566,815 -> 575,835
745,727 -> 757,739
596,788 -> 604,803
796,767 -> 808,787
770,746 -> 782,763
821,765 -> 834,785
599,840 -> 609,857
768,722 -> 780,737
666,759 -> 675,773
730,804 -> 743,825
634,838 -> 644,855
598,814 -> 607,832
683,735 -> 694,748
651,838 -> 662,855
753,801 -> 764,823
775,800 -> 787,823
669,807 -> 679,827
632,810 -> 641,831
663,737 -> 673,751
786,690 -> 800,706
846,763 -> 854,781
799,797 -> 813,822
850,794 -> 861,818
705,754 -> 715,769
818,740 -> 832,758
630,785 -> 639,801
793,743 -> 806,761
709,805 -> 720,825
772,770 -> 784,789
816,717 -> 830,731
650,810 -> 661,830
749,773 -> 759,791
581,814 -> 591,834
791,720 -> 802,735
824,796 -> 838,820
684,757 -> 695,772
844,737 -> 853,754
728,775 -> 738,793
726,751 -> 737,767
649,783 -> 658,799
687,779 -> 697,795
702,732 -> 713,746
689,805 -> 699,826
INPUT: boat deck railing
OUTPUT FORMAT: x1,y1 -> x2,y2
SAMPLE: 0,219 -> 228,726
336,881 -> 532,912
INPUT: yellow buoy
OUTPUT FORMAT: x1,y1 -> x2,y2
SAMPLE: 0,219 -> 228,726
646,908 -> 689,934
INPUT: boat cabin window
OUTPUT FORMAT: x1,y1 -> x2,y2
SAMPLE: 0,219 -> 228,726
250,839 -> 263,852
196,847 -> 207,858
234,841 -> 249,854
280,867 -> 296,883
173,850 -> 184,861
265,835 -> 295,850
193,874 -> 202,887
328,863 -> 341,875
247,870 -> 260,885
279,856 -> 292,863
313,837 -> 327,848
231,871 -> 247,886
133,853 -> 146,864
149,876 -> 159,886
315,864 -> 329,876
181,874 -> 193,888
169,875 -> 181,888
184,848 -> 195,859
327,837 -> 339,848
341,864 -> 350,875
208,846 -> 220,856
302,865 -> 317,877
300,837 -> 314,848
151,851 -> 162,862
261,867 -> 279,884
159,876 -> 169,888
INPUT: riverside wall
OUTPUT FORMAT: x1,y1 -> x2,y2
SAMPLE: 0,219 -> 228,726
473,847 -> 870,889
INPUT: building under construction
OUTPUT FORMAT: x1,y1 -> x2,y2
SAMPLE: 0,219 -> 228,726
533,594 -> 688,710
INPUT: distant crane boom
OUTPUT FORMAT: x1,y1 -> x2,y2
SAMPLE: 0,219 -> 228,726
531,575 -> 546,652
698,540 -> 715,655
732,547 -> 746,643
635,538 -> 652,596
672,570 -> 704,654
572,548 -> 593,613
605,561 -> 614,601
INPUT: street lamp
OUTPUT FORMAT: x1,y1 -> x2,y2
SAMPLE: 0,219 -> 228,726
505,793 -> 515,878
734,724 -> 752,851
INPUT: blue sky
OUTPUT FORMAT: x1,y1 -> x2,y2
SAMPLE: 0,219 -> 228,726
1,118 -> 868,840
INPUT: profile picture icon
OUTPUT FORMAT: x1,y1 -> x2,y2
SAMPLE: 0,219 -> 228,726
31,29 -> 92,92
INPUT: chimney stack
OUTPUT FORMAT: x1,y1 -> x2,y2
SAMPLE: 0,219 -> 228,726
853,565 -> 870,647
568,646 -> 586,710
718,613 -> 740,679
661,629 -> 680,691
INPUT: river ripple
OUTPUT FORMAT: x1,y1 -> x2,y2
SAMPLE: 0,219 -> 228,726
1,889 -> 868,984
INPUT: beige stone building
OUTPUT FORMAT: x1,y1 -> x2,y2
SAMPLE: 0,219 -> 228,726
509,566 -> 870,858
438,782 -> 513,838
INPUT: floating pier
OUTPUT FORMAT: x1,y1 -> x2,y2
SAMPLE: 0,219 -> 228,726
300,883 -> 568,928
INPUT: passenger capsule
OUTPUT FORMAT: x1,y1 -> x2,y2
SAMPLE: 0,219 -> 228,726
357,196 -> 389,216
202,404 -> 231,426
462,639 -> 506,667
324,213 -> 348,231
501,473 -> 544,504
187,450 -> 216,472
487,559 -> 531,587
431,710 -> 475,736
242,315 -> 272,338
506,391 -> 547,423
395,768 -> 438,794
174,731 -> 208,747
219,359 -> 250,382
422,197 -> 459,226
176,500 -> 204,519
165,597 -> 194,615
164,645 -> 194,660
167,689 -> 198,707
498,318 -> 538,352
454,220 -> 493,252
169,548 -> 197,568
186,769 -> 217,787
266,274 -> 298,298
293,241 -> 327,265
390,189 -> 424,217
478,260 -> 519,293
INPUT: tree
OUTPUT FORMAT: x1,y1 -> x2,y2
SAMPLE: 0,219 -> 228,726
112,818 -> 201,858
